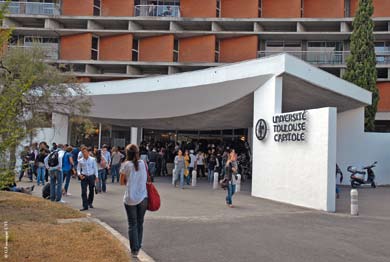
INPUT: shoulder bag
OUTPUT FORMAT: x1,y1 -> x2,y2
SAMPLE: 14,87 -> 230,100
144,161 -> 161,211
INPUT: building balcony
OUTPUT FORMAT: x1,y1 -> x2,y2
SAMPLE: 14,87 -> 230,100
258,51 -> 390,66
9,44 -> 59,60
0,1 -> 60,16
134,5 -> 180,17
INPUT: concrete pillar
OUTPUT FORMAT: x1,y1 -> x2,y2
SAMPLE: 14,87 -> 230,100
191,170 -> 197,186
236,174 -> 241,192
131,127 -> 138,145
213,172 -> 219,189
351,189 -> 359,216
98,123 -> 102,149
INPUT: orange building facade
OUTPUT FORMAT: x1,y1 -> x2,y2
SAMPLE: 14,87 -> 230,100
3,0 -> 390,128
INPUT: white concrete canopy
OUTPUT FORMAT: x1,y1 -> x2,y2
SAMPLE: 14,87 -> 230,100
84,54 -> 371,130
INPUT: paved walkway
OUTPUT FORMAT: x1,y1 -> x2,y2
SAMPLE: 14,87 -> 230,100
23,176 -> 390,262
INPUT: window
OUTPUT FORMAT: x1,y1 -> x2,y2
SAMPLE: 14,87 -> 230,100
216,0 -> 221,18
93,0 -> 101,16
91,36 -> 99,60
375,41 -> 390,64
258,0 -> 262,17
377,68 -> 388,79
215,40 -> 220,62
173,39 -> 179,62
132,39 -> 139,62
344,0 -> 351,17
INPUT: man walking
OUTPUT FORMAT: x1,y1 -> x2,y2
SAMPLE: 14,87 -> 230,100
77,146 -> 99,211
44,145 -> 64,202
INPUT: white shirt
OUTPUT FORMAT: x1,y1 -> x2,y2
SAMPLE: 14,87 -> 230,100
120,160 -> 148,206
189,154 -> 196,168
196,154 -> 204,165
77,156 -> 98,177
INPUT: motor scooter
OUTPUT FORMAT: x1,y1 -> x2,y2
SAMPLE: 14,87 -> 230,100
347,161 -> 377,188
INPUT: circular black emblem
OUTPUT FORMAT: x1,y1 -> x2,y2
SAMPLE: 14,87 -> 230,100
255,119 -> 267,141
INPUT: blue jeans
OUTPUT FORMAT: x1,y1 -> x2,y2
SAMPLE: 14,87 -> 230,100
63,170 -> 72,193
226,183 -> 236,205
187,167 -> 193,185
49,169 -> 63,202
174,168 -> 184,189
124,198 -> 148,253
148,162 -> 156,178
208,169 -> 214,183
37,166 -> 46,185
111,163 -> 120,183
97,169 -> 106,192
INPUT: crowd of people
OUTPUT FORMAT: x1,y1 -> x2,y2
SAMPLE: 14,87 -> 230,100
8,139 -> 251,258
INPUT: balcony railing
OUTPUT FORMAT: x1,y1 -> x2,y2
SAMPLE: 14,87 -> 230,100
134,5 -> 180,17
258,51 -> 348,65
258,51 -> 390,65
0,1 -> 60,15
9,44 -> 59,60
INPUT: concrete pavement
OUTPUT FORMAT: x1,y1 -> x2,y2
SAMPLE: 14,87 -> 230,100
22,176 -> 390,262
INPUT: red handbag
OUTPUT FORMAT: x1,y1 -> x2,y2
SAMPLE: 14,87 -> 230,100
144,162 -> 161,211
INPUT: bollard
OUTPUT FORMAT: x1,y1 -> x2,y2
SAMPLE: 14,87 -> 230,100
351,189 -> 359,216
172,169 -> 176,185
191,170 -> 197,187
236,174 -> 241,193
213,172 -> 219,189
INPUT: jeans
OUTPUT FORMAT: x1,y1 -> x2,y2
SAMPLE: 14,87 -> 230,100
97,169 -> 106,193
197,165 -> 205,177
226,182 -> 236,205
63,170 -> 72,193
81,175 -> 96,209
37,166 -> 46,185
187,167 -> 193,185
208,169 -> 214,183
49,169 -> 63,202
148,162 -> 156,178
174,168 -> 184,189
124,198 -> 148,253
111,163 -> 120,183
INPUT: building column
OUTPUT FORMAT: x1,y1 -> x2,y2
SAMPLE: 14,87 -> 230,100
131,127 -> 138,145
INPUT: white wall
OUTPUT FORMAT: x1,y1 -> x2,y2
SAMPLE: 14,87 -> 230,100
337,108 -> 390,185
34,113 -> 69,145
252,77 -> 337,212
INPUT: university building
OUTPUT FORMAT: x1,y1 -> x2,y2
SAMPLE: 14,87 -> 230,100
1,0 -> 390,140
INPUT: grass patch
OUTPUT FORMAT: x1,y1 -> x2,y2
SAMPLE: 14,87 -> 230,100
0,192 -> 131,262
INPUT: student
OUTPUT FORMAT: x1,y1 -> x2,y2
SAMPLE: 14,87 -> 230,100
225,150 -> 238,208
174,149 -> 185,189
120,144 -> 148,258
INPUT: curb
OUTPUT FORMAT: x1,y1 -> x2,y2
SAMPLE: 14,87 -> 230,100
58,216 -> 155,262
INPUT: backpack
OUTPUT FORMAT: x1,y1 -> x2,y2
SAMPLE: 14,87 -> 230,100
48,151 -> 59,167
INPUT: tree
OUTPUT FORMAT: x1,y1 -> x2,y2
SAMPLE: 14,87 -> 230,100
343,0 -> 378,131
0,45 -> 91,189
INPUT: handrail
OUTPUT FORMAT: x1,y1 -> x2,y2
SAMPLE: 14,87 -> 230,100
258,51 -> 390,65
0,1 -> 60,15
134,4 -> 180,17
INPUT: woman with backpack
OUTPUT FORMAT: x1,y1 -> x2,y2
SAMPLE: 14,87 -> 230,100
120,144 -> 148,258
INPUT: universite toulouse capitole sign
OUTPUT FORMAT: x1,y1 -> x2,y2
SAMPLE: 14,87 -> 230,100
256,111 -> 307,142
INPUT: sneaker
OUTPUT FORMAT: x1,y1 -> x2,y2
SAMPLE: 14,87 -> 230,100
66,192 -> 72,196
59,199 -> 66,204
131,251 -> 139,258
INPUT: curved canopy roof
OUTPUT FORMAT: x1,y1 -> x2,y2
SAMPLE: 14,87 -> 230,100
84,54 -> 371,130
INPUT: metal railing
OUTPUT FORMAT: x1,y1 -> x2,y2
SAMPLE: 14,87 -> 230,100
134,5 -> 180,17
0,1 -> 60,15
9,44 -> 59,60
258,51 -> 348,65
258,51 -> 390,65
